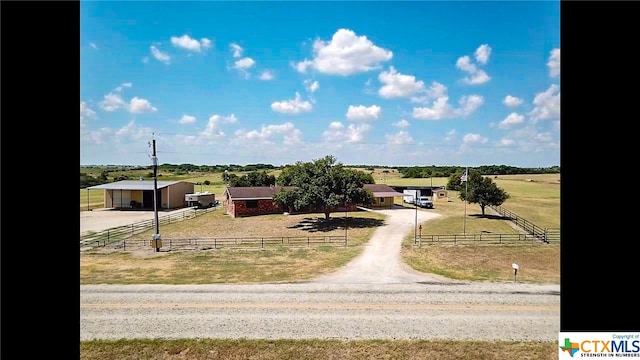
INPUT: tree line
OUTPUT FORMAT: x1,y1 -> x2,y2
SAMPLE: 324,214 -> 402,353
397,165 -> 560,178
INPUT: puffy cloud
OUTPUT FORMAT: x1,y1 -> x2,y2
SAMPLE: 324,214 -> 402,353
378,66 -> 425,98
230,43 -> 244,58
412,83 -> 483,120
322,121 -> 371,143
529,84 -> 560,122
170,35 -> 211,52
234,122 -> 302,145
503,95 -> 524,107
304,80 -> 320,93
150,46 -> 170,63
259,70 -> 274,80
129,97 -> 157,113
271,92 -> 313,114
498,112 -> 525,129
234,57 -> 255,70
385,131 -> 413,145
295,28 -> 393,76
346,105 -> 381,121
456,45 -> 491,85
393,119 -> 410,128
178,115 -> 196,124
547,48 -> 560,77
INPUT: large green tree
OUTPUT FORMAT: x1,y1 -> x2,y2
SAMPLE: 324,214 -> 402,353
447,170 -> 510,215
274,155 -> 374,219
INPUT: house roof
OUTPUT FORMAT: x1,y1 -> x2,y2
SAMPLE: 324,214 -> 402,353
87,180 -> 187,191
363,184 -> 405,198
225,186 -> 296,200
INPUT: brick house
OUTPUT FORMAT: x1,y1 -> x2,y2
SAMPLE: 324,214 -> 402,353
223,185 -> 361,218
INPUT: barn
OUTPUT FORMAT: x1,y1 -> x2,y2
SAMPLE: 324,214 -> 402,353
86,180 -> 194,210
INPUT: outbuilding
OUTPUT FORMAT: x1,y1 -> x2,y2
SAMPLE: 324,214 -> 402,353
86,180 -> 194,210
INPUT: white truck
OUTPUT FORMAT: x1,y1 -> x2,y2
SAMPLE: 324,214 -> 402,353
403,189 -> 419,204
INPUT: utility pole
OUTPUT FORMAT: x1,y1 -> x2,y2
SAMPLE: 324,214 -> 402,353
151,135 -> 161,252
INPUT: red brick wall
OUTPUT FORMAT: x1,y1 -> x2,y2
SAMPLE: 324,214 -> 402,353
232,199 -> 285,217
229,200 -> 359,218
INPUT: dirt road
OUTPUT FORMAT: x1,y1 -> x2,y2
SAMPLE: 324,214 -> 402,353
80,208 -> 560,341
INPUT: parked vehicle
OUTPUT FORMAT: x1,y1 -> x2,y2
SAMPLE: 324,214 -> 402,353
403,189 -> 419,204
416,196 -> 433,209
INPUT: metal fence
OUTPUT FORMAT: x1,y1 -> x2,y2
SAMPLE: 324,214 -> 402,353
86,235 -> 348,251
489,205 -> 560,243
415,232 -> 558,246
80,207 -> 217,249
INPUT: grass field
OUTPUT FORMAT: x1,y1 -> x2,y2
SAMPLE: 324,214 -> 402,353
81,210 -> 385,284
80,339 -> 557,360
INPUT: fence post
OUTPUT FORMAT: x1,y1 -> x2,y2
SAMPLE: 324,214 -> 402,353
214,238 -> 216,249
107,229 -> 110,240
123,239 -> 126,251
261,238 -> 264,249
308,236 -> 310,247
132,224 -> 134,234
169,239 -> 172,250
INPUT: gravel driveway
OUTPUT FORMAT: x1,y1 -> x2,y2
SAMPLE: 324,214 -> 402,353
80,207 -> 560,341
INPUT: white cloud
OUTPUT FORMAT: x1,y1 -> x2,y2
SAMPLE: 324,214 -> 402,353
412,83 -> 483,120
346,104 -> 381,121
498,112 -> 525,129
235,122 -> 302,145
474,44 -> 492,65
462,133 -> 488,144
201,38 -> 212,49
547,48 -> 560,77
171,35 -> 211,52
378,66 -> 425,98
498,138 -> 514,146
150,46 -> 170,64
259,70 -> 274,80
99,92 -> 157,113
456,56 -> 476,73
503,95 -> 524,107
80,101 -> 96,127
82,127 -> 113,145
458,95 -> 484,116
529,84 -> 560,122
230,43 -> 244,58
89,42 -> 98,50
100,92 -> 127,111
114,82 -> 133,92
115,120 -> 153,143
456,46 -> 491,85
271,92 -> 313,114
304,80 -> 320,93
385,130 -> 413,145
295,28 -> 393,76
323,121 -> 371,143
201,114 -> 237,139
234,57 -> 255,70
463,70 -> 490,85
393,119 -> 410,128
411,81 -> 448,104
178,114 -> 196,124
129,97 -> 157,113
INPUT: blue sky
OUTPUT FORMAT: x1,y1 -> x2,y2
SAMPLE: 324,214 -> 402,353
80,1 -> 560,167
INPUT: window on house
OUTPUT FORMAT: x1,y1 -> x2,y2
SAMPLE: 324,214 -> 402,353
379,197 -> 385,203
246,200 -> 258,208
439,192 -> 445,197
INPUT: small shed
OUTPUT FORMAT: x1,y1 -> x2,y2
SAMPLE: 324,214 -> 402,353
433,188 -> 448,201
363,184 -> 405,209
87,180 -> 195,210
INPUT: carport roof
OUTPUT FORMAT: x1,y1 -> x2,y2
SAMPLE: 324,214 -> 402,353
87,180 -> 186,191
